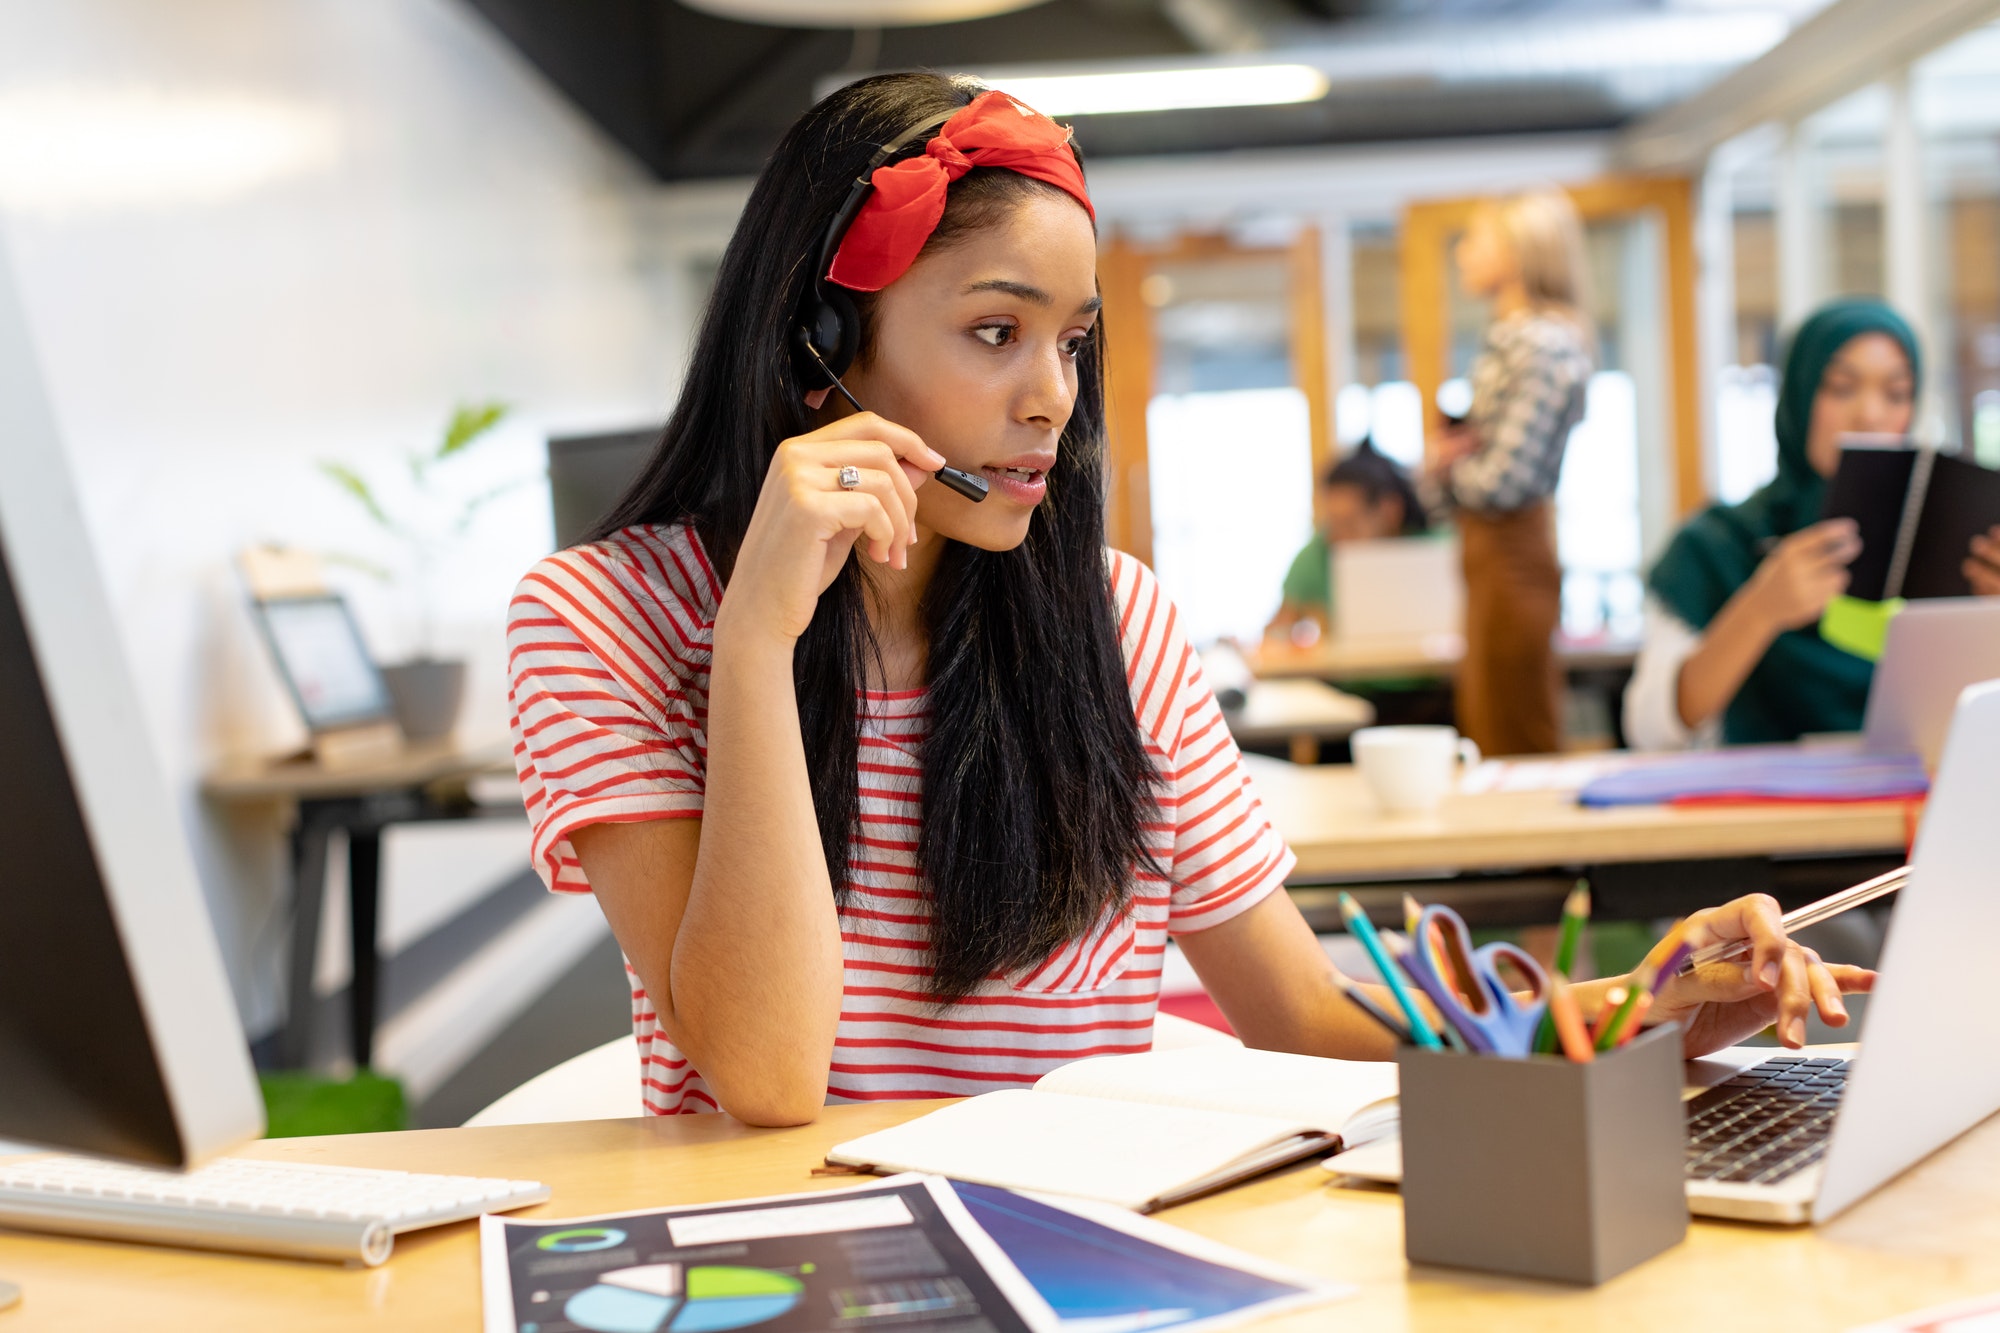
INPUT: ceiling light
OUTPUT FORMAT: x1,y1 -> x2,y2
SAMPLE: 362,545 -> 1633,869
975,64 -> 1331,117
679,0 -> 1047,25
0,86 -> 337,218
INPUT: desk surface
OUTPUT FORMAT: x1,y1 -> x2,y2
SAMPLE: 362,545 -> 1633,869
4,1095 -> 1998,1332
1249,635 -> 1639,684
1246,755 -> 1913,879
1224,679 -> 1377,746
201,740 -> 514,803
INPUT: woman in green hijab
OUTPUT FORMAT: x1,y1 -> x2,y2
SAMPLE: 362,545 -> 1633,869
1626,298 -> 2000,749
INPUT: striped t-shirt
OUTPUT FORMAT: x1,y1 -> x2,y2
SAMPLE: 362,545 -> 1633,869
507,524 -> 1295,1115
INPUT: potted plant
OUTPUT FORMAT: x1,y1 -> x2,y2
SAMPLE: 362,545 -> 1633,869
319,401 -> 516,743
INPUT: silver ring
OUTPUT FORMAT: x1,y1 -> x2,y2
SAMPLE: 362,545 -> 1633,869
837,465 -> 862,491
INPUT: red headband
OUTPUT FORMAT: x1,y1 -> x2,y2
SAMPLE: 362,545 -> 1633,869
825,91 -> 1094,293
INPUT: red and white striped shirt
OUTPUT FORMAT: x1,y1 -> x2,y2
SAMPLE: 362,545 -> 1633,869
507,524 -> 1294,1114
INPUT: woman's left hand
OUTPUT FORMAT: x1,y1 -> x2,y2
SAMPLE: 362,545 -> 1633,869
1965,525 -> 2000,597
1639,894 -> 1874,1057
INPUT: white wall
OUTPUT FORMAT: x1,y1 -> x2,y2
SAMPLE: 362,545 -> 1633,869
0,0 -> 700,1036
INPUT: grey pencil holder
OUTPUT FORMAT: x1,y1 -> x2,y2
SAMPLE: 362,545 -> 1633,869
1395,1022 -> 1688,1285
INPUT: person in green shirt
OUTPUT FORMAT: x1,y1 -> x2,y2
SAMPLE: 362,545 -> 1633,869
1268,438 -> 1430,643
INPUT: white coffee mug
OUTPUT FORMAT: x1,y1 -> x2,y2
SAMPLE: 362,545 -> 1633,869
1350,725 -> 1482,815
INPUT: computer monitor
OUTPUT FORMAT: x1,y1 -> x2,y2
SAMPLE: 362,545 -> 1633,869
0,245 -> 264,1168
251,593 -> 396,735
547,427 -> 658,550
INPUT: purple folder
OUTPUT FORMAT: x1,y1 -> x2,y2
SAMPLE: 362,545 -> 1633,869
1577,750 -> 1929,808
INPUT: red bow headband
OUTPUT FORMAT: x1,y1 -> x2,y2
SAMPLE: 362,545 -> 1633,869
825,91 -> 1094,293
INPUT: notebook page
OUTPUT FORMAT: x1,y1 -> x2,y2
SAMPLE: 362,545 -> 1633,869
826,1089 -> 1319,1212
1032,1045 -> 1398,1135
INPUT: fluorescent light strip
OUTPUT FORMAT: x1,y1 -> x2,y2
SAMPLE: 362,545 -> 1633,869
982,64 -> 1331,117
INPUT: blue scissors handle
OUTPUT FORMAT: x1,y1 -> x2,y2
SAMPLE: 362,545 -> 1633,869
1466,940 -> 1551,1058
1404,907 -> 1550,1058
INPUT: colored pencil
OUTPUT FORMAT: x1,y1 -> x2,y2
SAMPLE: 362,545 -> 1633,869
1534,882 -> 1591,1055
1337,976 -> 1414,1045
1613,992 -> 1654,1048
1590,986 -> 1629,1048
1547,972 -> 1594,1063
1384,932 -> 1473,1052
1596,926 -> 1685,1051
1338,893 -> 1442,1050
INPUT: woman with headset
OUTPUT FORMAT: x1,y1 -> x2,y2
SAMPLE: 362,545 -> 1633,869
508,73 -> 1866,1125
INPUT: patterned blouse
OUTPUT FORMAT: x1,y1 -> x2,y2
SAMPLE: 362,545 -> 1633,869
1437,310 -> 1593,514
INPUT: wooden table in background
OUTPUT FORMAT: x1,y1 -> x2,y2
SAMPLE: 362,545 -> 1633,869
1222,679 -> 1377,764
1247,633 -> 1640,684
1246,754 -> 1914,926
202,741 -> 517,1070
4,1090 -> 1999,1331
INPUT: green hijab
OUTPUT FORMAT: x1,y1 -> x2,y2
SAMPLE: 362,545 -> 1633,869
1647,299 -> 1922,744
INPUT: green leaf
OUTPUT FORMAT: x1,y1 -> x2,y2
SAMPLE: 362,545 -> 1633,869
437,400 -> 509,459
318,461 -> 392,530
321,551 -> 396,582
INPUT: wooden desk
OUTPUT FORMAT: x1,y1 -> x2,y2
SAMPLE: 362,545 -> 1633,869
1248,757 -> 1912,881
202,741 -> 517,1070
1223,679 -> 1376,764
1246,755 -> 1913,923
1248,634 -> 1640,685
5,1096 -> 1999,1331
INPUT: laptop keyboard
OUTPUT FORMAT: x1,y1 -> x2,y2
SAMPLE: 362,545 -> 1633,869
1684,1055 -> 1850,1186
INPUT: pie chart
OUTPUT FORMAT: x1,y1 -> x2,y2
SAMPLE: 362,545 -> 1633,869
563,1263 -> 806,1333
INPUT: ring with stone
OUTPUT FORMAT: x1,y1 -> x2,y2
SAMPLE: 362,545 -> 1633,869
837,465 -> 862,491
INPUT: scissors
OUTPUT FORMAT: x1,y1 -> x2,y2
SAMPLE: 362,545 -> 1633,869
1396,903 -> 1550,1058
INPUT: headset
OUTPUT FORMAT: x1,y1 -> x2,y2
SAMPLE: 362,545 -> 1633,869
789,104 -> 992,503
790,106 -> 958,388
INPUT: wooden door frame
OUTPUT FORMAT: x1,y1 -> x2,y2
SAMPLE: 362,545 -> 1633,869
1399,176 -> 1704,515
1099,228 -> 1333,567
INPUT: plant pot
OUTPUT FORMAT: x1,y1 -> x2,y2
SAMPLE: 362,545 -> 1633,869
379,658 -> 467,743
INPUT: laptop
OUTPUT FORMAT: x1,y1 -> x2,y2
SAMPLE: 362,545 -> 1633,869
1331,536 -> 1463,643
1328,677 -> 2000,1224
1862,598 -> 2000,770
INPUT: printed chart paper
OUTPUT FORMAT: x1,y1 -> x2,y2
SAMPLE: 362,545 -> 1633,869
481,1175 -> 1054,1333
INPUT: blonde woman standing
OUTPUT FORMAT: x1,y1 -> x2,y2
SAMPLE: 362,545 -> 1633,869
1426,189 -> 1594,755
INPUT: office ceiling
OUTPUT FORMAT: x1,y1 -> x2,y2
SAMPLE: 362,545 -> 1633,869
462,0 -> 1802,180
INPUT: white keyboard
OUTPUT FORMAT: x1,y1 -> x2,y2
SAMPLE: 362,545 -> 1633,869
0,1154 -> 549,1265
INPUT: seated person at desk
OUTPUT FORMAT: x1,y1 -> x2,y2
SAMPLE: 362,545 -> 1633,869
1628,299 -> 2000,749
508,74 -> 1866,1126
1266,439 -> 1429,645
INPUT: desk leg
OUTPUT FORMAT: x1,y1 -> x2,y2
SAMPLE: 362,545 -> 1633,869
280,816 -> 334,1069
348,829 -> 382,1070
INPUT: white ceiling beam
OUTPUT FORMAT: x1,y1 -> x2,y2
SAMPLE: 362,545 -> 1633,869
1616,0 -> 2000,171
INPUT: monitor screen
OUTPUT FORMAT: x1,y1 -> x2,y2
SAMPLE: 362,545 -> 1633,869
254,596 -> 393,733
547,427 -> 657,550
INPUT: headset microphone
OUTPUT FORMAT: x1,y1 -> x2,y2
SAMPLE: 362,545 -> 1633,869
795,331 -> 990,503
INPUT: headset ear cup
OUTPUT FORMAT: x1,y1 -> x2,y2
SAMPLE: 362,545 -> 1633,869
792,290 -> 860,388
816,285 -> 862,380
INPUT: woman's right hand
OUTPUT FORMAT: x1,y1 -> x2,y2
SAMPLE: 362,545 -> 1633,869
1744,518 -> 1863,632
719,412 -> 947,643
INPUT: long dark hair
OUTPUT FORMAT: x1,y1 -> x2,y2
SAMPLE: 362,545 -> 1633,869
590,72 -> 1161,1001
1324,439 -> 1428,536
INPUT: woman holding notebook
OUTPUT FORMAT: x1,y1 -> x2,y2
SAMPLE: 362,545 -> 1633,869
1627,299 -> 2000,750
508,74 -> 1869,1126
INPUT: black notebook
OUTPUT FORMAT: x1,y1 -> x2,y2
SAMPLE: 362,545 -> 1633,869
1821,441 -> 2000,601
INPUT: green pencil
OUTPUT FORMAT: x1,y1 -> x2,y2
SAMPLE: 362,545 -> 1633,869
1534,882 -> 1591,1055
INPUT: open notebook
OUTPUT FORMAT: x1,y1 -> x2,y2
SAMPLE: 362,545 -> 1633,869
826,1046 -> 1399,1213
